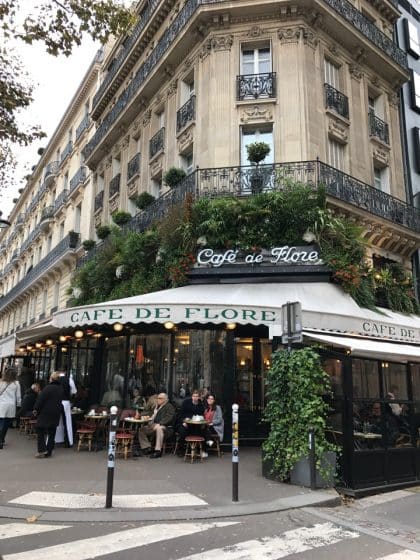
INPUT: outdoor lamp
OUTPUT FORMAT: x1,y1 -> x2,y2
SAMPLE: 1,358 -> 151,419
113,322 -> 124,332
26,345 -> 33,351
35,342 -> 42,349
74,329 -> 84,339
164,321 -> 175,330
226,322 -> 237,330
46,339 -> 53,346
59,335 -> 67,342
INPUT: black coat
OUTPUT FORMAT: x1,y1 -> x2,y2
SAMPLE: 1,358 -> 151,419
180,397 -> 205,420
18,388 -> 38,417
34,381 -> 64,428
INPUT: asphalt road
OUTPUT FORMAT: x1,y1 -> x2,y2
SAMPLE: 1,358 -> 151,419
1,491 -> 420,560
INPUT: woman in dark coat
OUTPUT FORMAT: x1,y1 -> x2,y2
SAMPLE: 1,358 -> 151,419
33,372 -> 64,458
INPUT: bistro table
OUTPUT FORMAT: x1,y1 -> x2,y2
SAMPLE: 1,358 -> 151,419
124,416 -> 151,454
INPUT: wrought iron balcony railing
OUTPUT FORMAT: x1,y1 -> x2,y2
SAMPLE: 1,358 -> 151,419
75,115 -> 90,141
236,72 -> 276,101
324,83 -> 349,119
0,232 -> 79,312
92,0 -> 161,111
40,206 -> 55,221
177,95 -> 196,132
54,190 -> 69,214
94,190 -> 104,213
369,111 -> 389,144
43,161 -> 59,183
323,0 -> 407,70
127,153 -> 140,181
69,166 -> 87,195
60,140 -> 73,164
149,127 -> 165,159
109,173 -> 121,198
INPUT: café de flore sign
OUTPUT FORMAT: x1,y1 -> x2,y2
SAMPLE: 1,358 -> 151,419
196,245 -> 323,267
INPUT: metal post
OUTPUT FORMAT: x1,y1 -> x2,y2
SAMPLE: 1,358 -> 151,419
287,301 -> 292,353
105,405 -> 118,508
308,427 -> 316,490
232,403 -> 239,502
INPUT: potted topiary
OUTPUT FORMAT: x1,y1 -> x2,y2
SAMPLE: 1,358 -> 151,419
262,346 -> 337,488
246,141 -> 271,194
163,166 -> 186,189
111,210 -> 132,226
135,192 -> 156,210
96,224 -> 111,240
82,239 -> 95,251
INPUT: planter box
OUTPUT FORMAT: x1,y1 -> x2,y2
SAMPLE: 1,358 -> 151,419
290,451 -> 336,488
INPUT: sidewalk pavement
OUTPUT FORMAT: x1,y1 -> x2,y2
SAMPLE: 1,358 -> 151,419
0,428 -> 339,523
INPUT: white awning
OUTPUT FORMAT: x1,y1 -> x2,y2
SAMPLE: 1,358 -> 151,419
17,321 -> 59,345
304,332 -> 420,362
0,334 -> 16,358
52,282 -> 420,345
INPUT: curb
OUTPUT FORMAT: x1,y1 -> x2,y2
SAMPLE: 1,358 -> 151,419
0,492 -> 340,523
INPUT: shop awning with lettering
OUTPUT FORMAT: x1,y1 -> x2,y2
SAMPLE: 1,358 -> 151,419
303,332 -> 420,362
52,282 -> 420,345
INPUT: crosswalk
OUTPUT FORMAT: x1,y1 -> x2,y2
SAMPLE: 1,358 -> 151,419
1,519 -> 419,560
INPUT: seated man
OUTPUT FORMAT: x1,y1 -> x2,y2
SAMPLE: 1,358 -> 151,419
138,393 -> 175,458
18,383 -> 41,419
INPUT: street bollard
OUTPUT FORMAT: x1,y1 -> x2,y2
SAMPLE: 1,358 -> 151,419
105,405 -> 118,508
308,426 -> 316,490
232,403 -> 239,502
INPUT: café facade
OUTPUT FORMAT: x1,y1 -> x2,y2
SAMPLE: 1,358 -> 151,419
1,245 -> 420,495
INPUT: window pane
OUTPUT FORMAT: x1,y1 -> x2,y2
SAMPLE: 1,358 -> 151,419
353,359 -> 380,398
383,362 -> 408,400
258,48 -> 271,73
242,50 -> 254,74
410,363 -> 420,399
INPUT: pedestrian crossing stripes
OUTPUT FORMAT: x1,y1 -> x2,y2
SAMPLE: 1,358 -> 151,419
9,491 -> 207,509
2,521 -> 236,560
1,520 -> 419,560
0,523 -> 70,539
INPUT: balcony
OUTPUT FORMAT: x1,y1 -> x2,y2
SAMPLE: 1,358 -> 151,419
0,232 -> 80,313
11,249 -> 20,262
127,153 -> 140,182
43,161 -> 59,188
177,95 -> 196,132
54,190 -> 69,214
40,206 -> 55,231
75,115 -> 90,141
149,127 -> 165,159
60,141 -> 73,165
69,166 -> 87,196
109,173 -> 121,198
369,112 -> 389,145
324,83 -> 349,119
236,72 -> 276,101
94,191 -> 104,213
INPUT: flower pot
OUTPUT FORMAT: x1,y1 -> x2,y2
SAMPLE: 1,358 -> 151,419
289,451 -> 336,488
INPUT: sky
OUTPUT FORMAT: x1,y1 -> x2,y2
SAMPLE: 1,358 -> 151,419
1,37 -> 99,219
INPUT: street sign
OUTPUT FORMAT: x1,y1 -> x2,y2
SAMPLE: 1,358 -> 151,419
281,301 -> 303,344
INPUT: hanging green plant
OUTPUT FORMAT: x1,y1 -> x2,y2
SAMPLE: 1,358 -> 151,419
163,166 -> 186,188
111,210 -> 132,226
135,192 -> 156,210
96,224 -> 111,240
262,347 -> 337,481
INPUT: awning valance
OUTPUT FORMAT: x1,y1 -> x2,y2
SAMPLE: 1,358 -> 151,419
303,332 -> 420,362
52,282 -> 420,344
17,321 -> 59,345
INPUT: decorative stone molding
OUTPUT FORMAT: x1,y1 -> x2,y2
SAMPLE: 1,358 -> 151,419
301,27 -> 318,49
131,118 -> 142,139
371,76 -> 381,89
246,26 -> 265,38
278,27 -> 301,45
327,116 -> 349,144
200,34 -> 234,59
349,64 -> 363,81
178,129 -> 194,154
94,213 -> 102,228
105,157 -> 112,169
305,9 -> 323,28
388,91 -> 399,108
239,104 -> 274,124
166,79 -> 178,98
122,135 -> 130,149
371,143 -> 390,168
127,177 -> 139,199
150,154 -> 163,178
355,47 -> 367,64
142,110 -> 152,127
109,194 -> 119,214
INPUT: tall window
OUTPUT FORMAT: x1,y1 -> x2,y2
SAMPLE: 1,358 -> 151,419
328,139 -> 345,170
324,59 -> 340,89
42,289 -> 48,315
241,126 -> 274,166
59,222 -> 65,241
373,166 -> 389,193
74,204 -> 82,233
241,44 -> 271,74
403,19 -> 420,58
180,151 -> 194,175
181,76 -> 195,105
410,70 -> 420,113
97,173 -> 104,194
53,281 -> 60,309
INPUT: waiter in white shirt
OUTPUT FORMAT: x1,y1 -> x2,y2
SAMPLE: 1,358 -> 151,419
55,371 -> 77,447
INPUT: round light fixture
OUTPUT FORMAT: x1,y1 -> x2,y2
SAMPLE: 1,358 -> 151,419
164,321 -> 175,330
27,345 -> 33,351
74,330 -> 84,339
46,339 -> 53,346
59,335 -> 67,342
35,342 -> 42,349
226,322 -> 237,330
113,322 -> 124,332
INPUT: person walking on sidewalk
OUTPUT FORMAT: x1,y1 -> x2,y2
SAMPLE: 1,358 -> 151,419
0,366 -> 21,449
33,372 -> 64,458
